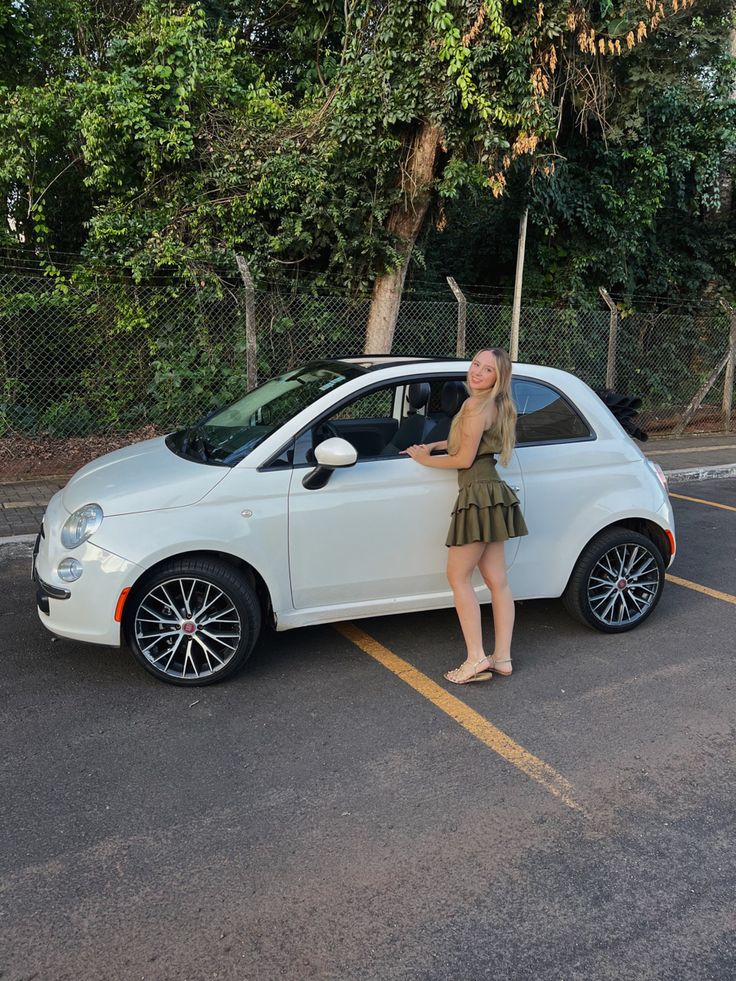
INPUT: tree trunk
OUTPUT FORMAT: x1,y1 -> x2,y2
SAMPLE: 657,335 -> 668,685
364,121 -> 442,353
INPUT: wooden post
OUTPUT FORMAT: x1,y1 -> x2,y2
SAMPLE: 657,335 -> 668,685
599,287 -> 619,390
509,207 -> 528,361
720,301 -> 735,432
446,276 -> 467,358
235,255 -> 258,391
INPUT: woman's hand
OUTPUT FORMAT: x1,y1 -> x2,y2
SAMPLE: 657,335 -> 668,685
403,443 -> 432,463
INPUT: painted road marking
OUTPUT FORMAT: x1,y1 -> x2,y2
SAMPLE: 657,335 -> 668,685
670,492 -> 736,513
666,574 -> 736,607
649,445 -> 736,455
335,622 -> 585,815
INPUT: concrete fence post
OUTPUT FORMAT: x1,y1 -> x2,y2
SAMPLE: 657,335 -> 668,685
509,207 -> 528,361
446,276 -> 467,358
599,287 -> 619,391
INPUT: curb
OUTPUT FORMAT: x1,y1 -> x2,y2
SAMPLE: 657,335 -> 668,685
0,533 -> 36,546
0,475 -> 71,486
663,463 -> 736,483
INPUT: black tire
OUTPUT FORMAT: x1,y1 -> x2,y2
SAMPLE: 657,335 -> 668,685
562,527 -> 665,633
124,557 -> 261,686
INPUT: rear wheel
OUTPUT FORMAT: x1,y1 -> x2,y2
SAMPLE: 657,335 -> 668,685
124,557 -> 261,685
563,527 -> 665,633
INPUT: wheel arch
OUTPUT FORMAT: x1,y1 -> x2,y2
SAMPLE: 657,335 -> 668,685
598,517 -> 671,564
125,549 -> 275,628
564,516 -> 672,594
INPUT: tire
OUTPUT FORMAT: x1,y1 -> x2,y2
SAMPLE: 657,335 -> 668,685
124,557 -> 262,686
562,527 -> 665,633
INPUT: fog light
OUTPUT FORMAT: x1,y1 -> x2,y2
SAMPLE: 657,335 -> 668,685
58,558 -> 83,582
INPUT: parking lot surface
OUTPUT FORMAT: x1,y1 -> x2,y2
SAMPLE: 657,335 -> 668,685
1,478 -> 734,980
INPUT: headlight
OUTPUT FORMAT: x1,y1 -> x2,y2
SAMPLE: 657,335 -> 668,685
61,504 -> 103,549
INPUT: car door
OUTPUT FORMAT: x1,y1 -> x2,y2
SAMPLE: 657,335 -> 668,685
286,378 -> 524,611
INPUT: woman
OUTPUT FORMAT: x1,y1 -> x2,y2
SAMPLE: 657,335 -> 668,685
404,349 -> 528,685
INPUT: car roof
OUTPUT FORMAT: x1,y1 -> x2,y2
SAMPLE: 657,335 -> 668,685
328,354 -> 463,371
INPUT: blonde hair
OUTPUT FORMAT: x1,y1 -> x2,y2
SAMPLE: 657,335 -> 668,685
447,348 -> 517,466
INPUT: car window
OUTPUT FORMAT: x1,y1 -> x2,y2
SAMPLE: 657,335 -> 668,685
513,379 -> 590,443
291,383 -> 402,464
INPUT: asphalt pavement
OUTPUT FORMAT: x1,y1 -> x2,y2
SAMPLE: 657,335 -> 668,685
1,445 -> 735,978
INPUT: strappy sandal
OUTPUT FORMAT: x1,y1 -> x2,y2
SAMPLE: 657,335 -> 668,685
444,656 -> 493,685
488,657 -> 513,677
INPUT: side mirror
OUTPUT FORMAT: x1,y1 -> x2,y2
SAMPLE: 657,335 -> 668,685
303,437 -> 357,489
314,437 -> 358,468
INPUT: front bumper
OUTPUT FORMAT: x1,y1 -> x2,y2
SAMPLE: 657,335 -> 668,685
34,493 -> 142,647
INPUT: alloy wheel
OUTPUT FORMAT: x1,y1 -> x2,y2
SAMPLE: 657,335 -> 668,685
586,542 -> 661,627
133,576 -> 243,680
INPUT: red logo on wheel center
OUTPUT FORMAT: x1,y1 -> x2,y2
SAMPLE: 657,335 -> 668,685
182,621 -> 196,634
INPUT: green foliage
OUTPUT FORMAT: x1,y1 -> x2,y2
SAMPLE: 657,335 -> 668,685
421,0 -> 736,310
0,0 -> 733,361
0,0 -> 612,287
40,396 -> 95,437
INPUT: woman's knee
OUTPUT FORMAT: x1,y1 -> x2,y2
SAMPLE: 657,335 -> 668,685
481,568 -> 508,592
447,566 -> 473,591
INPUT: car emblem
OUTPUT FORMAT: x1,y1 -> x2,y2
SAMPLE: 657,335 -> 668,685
182,621 -> 196,634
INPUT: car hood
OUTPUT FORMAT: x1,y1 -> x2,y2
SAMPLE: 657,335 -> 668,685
61,436 -> 228,516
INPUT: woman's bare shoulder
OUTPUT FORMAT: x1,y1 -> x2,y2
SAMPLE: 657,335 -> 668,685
464,395 -> 496,426
463,395 -> 489,416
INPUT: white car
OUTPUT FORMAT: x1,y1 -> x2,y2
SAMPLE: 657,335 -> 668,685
33,357 -> 676,685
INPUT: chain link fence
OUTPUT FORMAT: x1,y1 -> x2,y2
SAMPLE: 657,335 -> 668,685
0,271 -> 733,441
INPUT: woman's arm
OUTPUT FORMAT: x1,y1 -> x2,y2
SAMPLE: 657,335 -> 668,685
405,405 -> 488,470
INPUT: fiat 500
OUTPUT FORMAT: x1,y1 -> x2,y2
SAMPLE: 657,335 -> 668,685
33,357 -> 676,685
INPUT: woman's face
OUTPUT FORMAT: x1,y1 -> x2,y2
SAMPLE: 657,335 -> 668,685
467,351 -> 498,393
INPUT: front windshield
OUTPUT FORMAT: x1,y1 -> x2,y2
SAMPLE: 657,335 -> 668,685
167,362 -> 364,465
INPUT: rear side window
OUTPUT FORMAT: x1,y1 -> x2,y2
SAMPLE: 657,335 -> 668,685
513,379 -> 590,444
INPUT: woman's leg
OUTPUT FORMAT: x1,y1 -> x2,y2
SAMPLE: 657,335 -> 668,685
446,542 -> 488,677
478,541 -> 515,664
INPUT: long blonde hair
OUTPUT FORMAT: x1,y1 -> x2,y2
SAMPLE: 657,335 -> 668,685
448,348 -> 517,466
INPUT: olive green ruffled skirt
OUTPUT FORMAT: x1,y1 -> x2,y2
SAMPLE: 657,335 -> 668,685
445,456 -> 528,547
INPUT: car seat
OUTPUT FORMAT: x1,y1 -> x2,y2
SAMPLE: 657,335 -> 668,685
379,382 -> 433,455
427,380 -> 468,442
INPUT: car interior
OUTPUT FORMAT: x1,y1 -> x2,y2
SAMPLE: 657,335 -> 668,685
311,378 -> 469,461
292,375 -> 591,468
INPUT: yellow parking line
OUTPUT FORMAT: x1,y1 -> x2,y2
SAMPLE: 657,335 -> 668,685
666,574 -> 736,607
335,622 -> 585,815
670,492 -> 736,513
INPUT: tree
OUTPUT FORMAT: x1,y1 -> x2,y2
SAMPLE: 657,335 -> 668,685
418,0 -> 736,311
0,0 -> 720,352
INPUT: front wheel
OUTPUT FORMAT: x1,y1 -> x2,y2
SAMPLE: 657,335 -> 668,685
124,557 -> 261,685
563,527 -> 665,633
